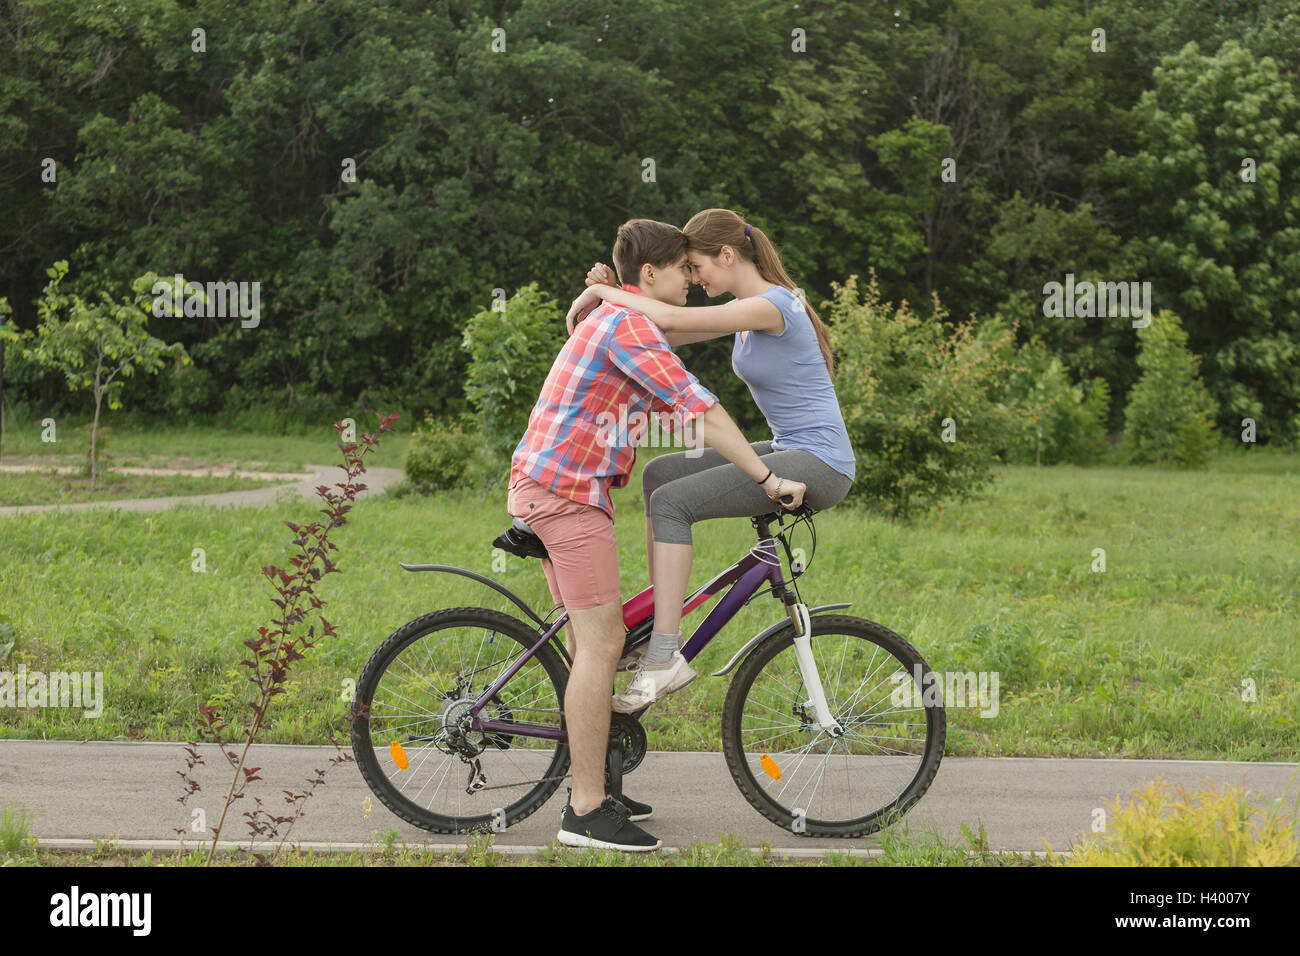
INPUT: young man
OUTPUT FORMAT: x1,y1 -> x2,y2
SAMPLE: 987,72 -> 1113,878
507,219 -> 805,851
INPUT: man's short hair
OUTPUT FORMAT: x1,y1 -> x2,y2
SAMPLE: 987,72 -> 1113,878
612,219 -> 687,287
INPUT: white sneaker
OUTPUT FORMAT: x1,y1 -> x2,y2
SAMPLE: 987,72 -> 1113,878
612,651 -> 697,713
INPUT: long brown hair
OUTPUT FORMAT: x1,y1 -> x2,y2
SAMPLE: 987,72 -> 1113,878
682,208 -> 834,377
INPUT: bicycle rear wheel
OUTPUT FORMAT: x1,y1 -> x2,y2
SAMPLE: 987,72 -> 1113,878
722,614 -> 945,838
350,606 -> 569,834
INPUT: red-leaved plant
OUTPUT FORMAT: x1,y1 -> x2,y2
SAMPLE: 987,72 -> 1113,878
175,413 -> 400,865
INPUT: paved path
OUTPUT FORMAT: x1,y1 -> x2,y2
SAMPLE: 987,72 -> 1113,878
1,740 -> 1295,856
0,462 -> 406,517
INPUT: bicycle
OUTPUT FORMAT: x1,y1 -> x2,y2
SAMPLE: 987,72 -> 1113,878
349,503 -> 945,838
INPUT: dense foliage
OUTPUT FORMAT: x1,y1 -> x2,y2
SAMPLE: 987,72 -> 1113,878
2,1 -> 1296,497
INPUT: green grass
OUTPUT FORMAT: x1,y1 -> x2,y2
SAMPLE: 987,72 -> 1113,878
2,827 -> 1042,867
0,461 -> 283,506
0,422 -> 1296,762
0,412 -> 413,475
0,802 -> 36,857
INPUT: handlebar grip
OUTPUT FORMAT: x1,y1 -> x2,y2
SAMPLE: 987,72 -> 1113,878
779,494 -> 795,505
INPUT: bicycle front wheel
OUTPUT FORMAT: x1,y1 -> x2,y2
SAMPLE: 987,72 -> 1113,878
350,607 -> 570,834
722,614 -> 945,838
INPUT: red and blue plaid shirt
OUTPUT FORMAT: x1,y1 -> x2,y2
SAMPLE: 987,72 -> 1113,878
510,285 -> 717,518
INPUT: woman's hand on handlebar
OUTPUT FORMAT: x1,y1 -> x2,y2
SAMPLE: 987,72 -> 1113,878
763,474 -> 806,510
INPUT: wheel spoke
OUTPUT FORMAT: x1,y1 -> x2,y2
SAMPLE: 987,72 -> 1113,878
354,614 -> 569,832
730,621 -> 942,834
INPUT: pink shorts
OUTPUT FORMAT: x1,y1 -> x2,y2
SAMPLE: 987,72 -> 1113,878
506,477 -> 621,611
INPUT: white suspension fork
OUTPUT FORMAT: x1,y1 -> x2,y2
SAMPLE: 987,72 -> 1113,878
787,602 -> 843,737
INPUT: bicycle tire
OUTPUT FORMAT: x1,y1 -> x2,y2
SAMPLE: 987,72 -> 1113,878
721,613 -> 945,838
350,606 -> 570,834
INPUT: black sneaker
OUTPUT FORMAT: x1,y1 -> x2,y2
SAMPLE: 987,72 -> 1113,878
610,793 -> 652,822
603,766 -> 653,821
557,789 -> 661,851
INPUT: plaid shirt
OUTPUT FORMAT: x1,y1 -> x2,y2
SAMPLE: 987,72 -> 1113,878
510,284 -> 717,518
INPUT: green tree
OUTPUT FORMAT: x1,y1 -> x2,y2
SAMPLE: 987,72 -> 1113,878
1101,40 -> 1300,442
2,0 -> 1294,437
1121,310 -> 1218,467
2,262 -> 189,487
0,296 -> 11,459
962,195 -> 1138,422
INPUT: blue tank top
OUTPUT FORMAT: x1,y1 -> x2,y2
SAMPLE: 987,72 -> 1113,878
732,285 -> 856,481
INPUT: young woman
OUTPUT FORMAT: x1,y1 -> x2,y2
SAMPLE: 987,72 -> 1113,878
566,208 -> 856,713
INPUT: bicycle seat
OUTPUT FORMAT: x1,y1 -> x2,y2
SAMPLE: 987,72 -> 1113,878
493,517 -> 549,561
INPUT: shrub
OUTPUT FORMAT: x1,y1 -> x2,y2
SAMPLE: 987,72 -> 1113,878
1075,377 -> 1113,462
462,283 -> 566,460
1170,408 -> 1220,467
404,412 -> 479,489
163,358 -> 220,420
1048,778 -> 1299,866
995,337 -> 1112,466
829,272 -> 1028,521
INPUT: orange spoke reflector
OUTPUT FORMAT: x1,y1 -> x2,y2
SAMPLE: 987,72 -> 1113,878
390,741 -> 410,771
760,754 -> 781,780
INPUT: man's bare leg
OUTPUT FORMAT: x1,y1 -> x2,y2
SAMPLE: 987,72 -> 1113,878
561,621 -> 576,661
563,600 -> 625,815
541,559 -> 579,662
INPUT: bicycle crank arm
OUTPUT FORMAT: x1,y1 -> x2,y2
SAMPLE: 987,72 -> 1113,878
788,603 -> 844,737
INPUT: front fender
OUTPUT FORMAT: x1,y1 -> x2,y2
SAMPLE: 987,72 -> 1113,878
709,604 -> 852,677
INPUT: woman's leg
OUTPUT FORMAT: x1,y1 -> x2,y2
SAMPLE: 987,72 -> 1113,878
640,443 -> 770,585
638,444 -> 771,660
648,448 -> 852,637
616,448 -> 853,710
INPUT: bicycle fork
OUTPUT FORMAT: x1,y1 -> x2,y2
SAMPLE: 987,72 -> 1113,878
786,601 -> 844,737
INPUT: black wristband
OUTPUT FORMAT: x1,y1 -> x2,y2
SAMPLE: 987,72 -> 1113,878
756,468 -> 773,485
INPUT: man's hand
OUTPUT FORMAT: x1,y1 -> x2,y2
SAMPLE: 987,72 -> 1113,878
566,287 -> 603,334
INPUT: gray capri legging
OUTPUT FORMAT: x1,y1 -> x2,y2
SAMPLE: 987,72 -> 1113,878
643,441 -> 854,545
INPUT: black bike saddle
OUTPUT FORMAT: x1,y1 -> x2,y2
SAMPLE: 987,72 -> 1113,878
492,517 -> 549,560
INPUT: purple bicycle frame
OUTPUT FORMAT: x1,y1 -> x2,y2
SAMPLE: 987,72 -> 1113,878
468,536 -> 785,741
